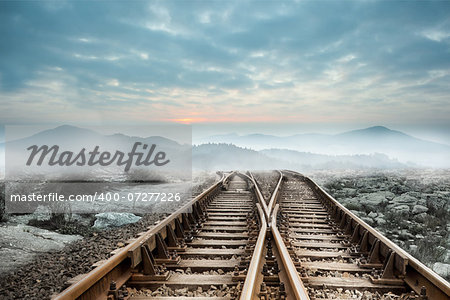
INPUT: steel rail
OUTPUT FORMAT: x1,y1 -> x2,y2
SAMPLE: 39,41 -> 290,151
53,172 -> 234,300
283,170 -> 450,299
245,172 -> 271,222
271,204 -> 310,300
266,170 -> 283,223
239,203 -> 267,300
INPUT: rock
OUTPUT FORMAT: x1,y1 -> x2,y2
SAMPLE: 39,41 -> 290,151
389,204 -> 410,214
361,217 -> 374,225
398,230 -> 414,241
93,213 -> 141,229
342,198 -> 362,211
341,188 -> 358,197
351,210 -> 363,217
414,212 -> 428,223
412,205 -> 428,215
0,224 -> 81,274
391,194 -> 417,205
375,217 -> 387,226
368,212 -> 377,218
359,193 -> 390,211
432,262 -> 450,278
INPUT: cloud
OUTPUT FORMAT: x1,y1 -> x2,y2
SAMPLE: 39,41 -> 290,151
0,0 -> 449,129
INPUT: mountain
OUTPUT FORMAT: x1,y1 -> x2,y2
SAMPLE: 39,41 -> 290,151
200,126 -> 450,167
1,125 -> 448,176
192,143 -> 408,171
193,143 -> 285,171
0,125 -> 191,180
260,149 -> 407,169
8,125 -> 183,149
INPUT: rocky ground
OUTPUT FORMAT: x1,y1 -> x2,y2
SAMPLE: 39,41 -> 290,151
0,171 -> 217,299
252,170 -> 280,202
308,168 -> 450,281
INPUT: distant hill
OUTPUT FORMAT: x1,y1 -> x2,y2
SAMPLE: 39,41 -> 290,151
17,125 -> 182,149
0,125 -> 190,180
192,143 -> 408,171
260,149 -> 407,169
192,143 -> 288,171
1,125 -> 447,176
200,126 -> 450,167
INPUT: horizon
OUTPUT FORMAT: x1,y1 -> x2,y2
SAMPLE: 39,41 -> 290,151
2,124 -> 450,147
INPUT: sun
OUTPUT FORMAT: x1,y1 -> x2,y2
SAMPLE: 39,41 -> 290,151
169,118 -> 207,124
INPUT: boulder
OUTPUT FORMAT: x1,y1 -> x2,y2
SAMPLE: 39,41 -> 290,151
398,229 -> 414,241
93,213 -> 141,229
361,216 -> 374,226
375,217 -> 387,226
359,192 -> 390,211
391,194 -> 417,206
414,212 -> 428,223
0,224 -> 81,274
412,205 -> 428,215
392,204 -> 410,214
432,262 -> 450,278
341,188 -> 358,197
342,198 -> 362,211
368,211 -> 378,218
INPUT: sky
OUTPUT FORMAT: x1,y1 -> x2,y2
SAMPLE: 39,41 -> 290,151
1,0 -> 450,144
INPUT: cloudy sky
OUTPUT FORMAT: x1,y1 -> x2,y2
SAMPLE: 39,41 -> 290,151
1,1 -> 450,143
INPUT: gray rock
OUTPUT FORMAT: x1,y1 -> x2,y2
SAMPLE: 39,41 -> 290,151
412,205 -> 428,215
432,262 -> 450,278
361,216 -> 374,225
359,193 -> 390,211
351,210 -> 364,217
390,204 -> 410,214
375,217 -> 387,226
368,211 -> 378,218
414,212 -> 428,223
341,188 -> 358,197
0,224 -> 81,274
342,198 -> 362,211
391,194 -> 417,206
93,212 -> 141,229
398,230 -> 414,241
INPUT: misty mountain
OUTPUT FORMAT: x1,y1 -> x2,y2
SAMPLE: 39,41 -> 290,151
261,149 -> 407,169
193,143 -> 408,171
1,125 -> 191,180
200,126 -> 450,167
193,143 -> 289,171
0,125 -> 445,179
20,125 -> 182,149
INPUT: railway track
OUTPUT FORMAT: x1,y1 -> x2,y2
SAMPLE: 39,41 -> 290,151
53,170 -> 450,300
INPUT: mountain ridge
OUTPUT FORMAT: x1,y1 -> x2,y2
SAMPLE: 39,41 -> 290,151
199,126 -> 450,167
